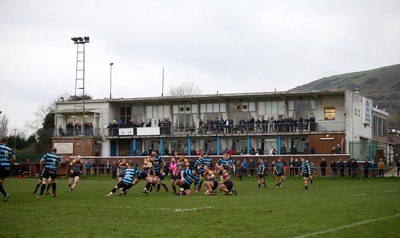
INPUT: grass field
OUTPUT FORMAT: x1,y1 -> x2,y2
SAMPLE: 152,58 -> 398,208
1,175 -> 399,238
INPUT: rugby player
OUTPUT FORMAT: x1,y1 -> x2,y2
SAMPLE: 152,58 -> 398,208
274,157 -> 284,188
300,158 -> 311,190
153,154 -> 168,192
203,165 -> 218,195
0,137 -> 16,201
37,148 -> 61,198
106,163 -> 137,196
217,152 -> 234,175
117,159 -> 130,182
257,158 -> 267,189
218,167 -> 237,196
309,162 -> 317,185
174,153 -> 189,192
68,155 -> 83,192
132,152 -> 157,194
177,167 -> 200,196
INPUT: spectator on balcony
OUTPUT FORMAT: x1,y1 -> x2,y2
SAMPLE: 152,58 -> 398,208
280,144 -> 287,155
304,116 -> 309,131
255,118 -> 262,132
269,117 -> 274,132
292,118 -> 297,132
239,119 -> 245,133
58,126 -> 65,136
262,117 -> 268,133
335,144 -> 342,154
74,122 -> 82,135
309,116 -> 316,131
310,146 -> 315,154
291,145 -> 297,155
298,116 -> 304,132
66,122 -> 74,136
331,146 -> 336,154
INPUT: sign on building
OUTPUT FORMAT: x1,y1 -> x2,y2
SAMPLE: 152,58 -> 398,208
119,128 -> 134,136
363,98 -> 372,125
54,142 -> 74,154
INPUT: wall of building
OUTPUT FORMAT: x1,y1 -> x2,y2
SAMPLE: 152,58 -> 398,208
308,133 -> 344,154
52,138 -> 98,161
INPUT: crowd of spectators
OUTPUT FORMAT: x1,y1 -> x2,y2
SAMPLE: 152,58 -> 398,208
60,122 -> 94,136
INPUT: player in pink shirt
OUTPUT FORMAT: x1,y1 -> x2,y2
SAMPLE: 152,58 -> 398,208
169,157 -> 178,193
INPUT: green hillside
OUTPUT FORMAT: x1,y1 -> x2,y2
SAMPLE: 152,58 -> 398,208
291,64 -> 400,127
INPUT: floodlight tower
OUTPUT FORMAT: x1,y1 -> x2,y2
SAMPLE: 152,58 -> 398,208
71,36 -> 89,157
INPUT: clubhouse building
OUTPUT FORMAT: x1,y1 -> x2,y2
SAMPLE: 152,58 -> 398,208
52,89 -> 393,162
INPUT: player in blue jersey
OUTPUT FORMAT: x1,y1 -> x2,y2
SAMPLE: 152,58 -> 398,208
177,168 -> 200,196
300,158 -> 311,190
195,152 -> 213,189
37,148 -> 61,198
309,162 -> 317,185
105,164 -> 137,196
153,155 -> 169,192
274,158 -> 284,188
257,158 -> 267,189
217,152 -> 234,175
0,137 -> 16,201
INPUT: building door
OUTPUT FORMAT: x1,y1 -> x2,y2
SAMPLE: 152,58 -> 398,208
110,141 -> 117,156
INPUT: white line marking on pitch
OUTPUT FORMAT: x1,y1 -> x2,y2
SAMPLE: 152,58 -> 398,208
352,193 -> 367,196
160,206 -> 213,212
293,213 -> 400,238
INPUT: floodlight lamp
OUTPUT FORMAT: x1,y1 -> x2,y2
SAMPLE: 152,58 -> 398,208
71,37 -> 78,42
110,62 -> 114,66
77,37 -> 84,42
84,36 -> 90,42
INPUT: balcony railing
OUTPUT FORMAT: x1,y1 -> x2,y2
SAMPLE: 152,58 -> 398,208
54,121 -> 345,138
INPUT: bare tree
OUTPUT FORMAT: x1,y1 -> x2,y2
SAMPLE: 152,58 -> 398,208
0,114 -> 9,137
168,82 -> 202,96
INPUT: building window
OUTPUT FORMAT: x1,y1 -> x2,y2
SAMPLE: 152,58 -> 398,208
288,99 -> 316,120
324,108 -> 336,120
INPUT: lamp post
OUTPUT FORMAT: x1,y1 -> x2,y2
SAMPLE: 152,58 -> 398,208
110,62 -> 114,99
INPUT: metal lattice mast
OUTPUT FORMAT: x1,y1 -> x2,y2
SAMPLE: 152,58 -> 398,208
71,37 -> 89,157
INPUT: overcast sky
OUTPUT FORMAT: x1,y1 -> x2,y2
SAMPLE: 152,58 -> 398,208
1,0 -> 399,136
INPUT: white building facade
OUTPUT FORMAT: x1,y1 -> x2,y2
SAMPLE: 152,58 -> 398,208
53,89 -> 386,161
